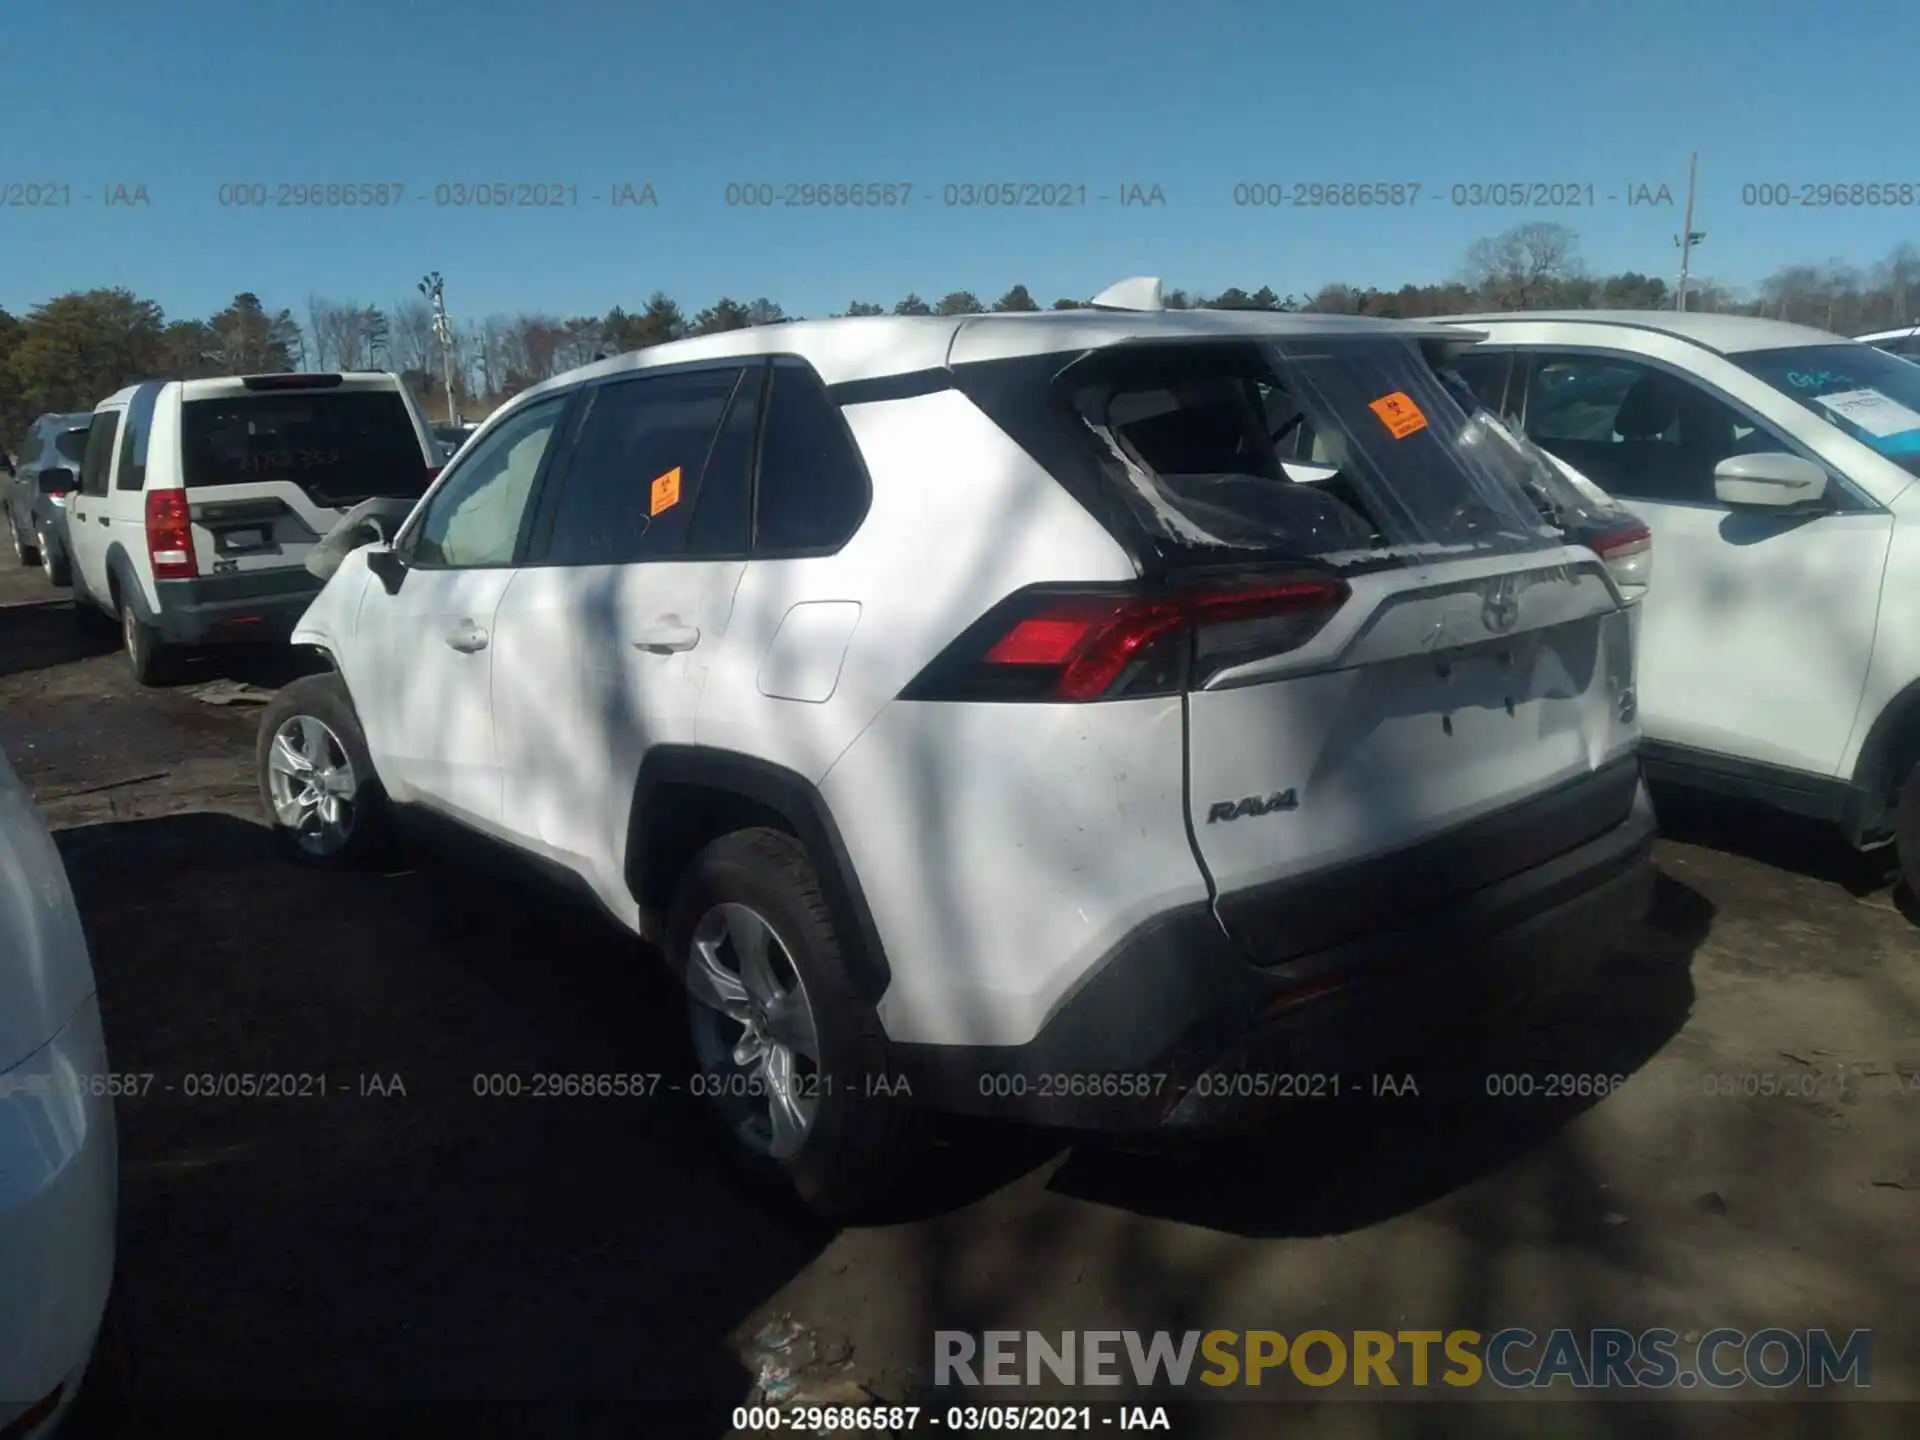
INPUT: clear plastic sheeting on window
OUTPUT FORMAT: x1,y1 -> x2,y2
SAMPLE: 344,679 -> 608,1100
1066,338 -> 1561,574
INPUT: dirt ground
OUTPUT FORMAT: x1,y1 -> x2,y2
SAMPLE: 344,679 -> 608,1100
1,556 -> 1914,1438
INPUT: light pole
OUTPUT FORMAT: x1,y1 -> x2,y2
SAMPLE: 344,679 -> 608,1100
1673,152 -> 1706,312
418,271 -> 459,423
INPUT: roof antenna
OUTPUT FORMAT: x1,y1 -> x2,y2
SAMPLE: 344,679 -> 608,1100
1088,277 -> 1164,312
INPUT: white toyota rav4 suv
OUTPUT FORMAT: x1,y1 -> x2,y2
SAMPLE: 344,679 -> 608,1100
263,282 -> 1655,1215
1446,312 -> 1920,895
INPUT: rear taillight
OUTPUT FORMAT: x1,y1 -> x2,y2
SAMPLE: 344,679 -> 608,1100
1593,520 -> 1652,593
903,574 -> 1350,703
145,489 -> 198,579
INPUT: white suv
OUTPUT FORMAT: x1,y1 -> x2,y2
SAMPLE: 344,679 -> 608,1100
262,283 -> 1654,1215
1446,311 -> 1920,892
69,373 -> 441,685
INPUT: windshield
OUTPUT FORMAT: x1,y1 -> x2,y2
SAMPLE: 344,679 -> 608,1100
52,427 -> 90,465
1067,337 -> 1560,571
1730,343 -> 1920,478
181,390 -> 432,503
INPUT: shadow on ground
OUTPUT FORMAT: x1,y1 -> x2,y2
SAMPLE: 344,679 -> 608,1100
57,810 -> 830,1432
0,597 -> 117,679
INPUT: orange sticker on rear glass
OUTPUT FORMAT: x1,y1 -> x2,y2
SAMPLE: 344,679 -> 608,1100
1368,391 -> 1428,438
649,466 -> 682,516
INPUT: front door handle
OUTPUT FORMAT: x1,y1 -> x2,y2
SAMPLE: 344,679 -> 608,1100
631,620 -> 701,654
445,621 -> 490,653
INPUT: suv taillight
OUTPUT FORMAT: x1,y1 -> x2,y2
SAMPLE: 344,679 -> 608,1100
146,489 -> 198,579
902,573 -> 1350,703
1593,520 -> 1652,593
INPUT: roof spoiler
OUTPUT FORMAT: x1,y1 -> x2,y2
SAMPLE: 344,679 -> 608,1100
1088,276 -> 1164,313
242,373 -> 345,390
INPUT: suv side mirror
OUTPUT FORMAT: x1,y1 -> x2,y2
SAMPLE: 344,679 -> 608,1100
1714,452 -> 1829,510
366,545 -> 408,594
39,466 -> 76,495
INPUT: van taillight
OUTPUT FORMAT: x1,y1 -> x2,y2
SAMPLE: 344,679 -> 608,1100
146,489 -> 198,579
902,574 -> 1350,703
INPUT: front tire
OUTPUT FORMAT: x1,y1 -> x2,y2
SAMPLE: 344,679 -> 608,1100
257,672 -> 392,868
668,828 -> 923,1220
8,514 -> 37,567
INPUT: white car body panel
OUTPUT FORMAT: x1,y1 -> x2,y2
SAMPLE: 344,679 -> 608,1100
1451,315 -> 1920,785
821,698 -> 1204,1047
0,748 -> 116,1436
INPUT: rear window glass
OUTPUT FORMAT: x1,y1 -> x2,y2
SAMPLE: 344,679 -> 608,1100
53,428 -> 90,465
1063,338 -> 1558,570
181,391 -> 430,503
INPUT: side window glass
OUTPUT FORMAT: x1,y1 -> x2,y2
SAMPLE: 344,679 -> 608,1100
408,396 -> 567,569
79,414 -> 121,497
1522,354 -> 1773,506
753,362 -> 871,555
684,365 -> 762,557
543,367 -> 744,566
115,386 -> 159,490
1449,350 -> 1511,414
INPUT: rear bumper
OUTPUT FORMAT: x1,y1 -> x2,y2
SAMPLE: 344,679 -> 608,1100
0,995 -> 116,1430
152,571 -> 321,645
895,756 -> 1657,1130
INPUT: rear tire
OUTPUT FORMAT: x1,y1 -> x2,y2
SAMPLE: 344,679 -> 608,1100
40,530 -> 70,587
257,672 -> 392,868
667,827 -> 924,1221
120,601 -> 177,686
1893,760 -> 1920,911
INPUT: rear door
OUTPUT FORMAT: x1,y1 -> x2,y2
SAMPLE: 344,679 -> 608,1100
68,409 -> 123,603
173,376 -> 437,582
493,361 -> 757,886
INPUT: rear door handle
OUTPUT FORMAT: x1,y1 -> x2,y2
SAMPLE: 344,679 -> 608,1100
445,621 -> 490,653
98,516 -> 110,527
631,621 -> 700,654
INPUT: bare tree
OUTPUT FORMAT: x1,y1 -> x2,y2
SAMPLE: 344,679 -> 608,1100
1463,222 -> 1584,309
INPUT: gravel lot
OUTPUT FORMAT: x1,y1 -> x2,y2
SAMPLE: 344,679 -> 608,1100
2,557 -> 1914,1438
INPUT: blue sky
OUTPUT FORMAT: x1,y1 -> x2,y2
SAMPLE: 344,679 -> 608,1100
4,0 -> 1918,326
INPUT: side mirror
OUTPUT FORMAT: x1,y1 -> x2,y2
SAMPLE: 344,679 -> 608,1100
39,466 -> 76,495
366,545 -> 408,594
1714,452 -> 1829,510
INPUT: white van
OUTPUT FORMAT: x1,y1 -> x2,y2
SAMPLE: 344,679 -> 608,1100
69,373 -> 441,684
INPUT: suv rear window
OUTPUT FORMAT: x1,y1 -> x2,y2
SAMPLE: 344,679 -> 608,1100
1057,338 -> 1558,571
181,391 -> 430,504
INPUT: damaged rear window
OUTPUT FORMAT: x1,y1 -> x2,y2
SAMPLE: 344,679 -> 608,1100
1064,338 -> 1561,570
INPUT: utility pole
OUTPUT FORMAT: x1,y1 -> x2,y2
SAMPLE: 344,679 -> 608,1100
418,271 -> 459,423
1674,153 -> 1706,312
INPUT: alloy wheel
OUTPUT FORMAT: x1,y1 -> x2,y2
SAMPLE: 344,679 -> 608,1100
686,902 -> 822,1159
265,714 -> 359,856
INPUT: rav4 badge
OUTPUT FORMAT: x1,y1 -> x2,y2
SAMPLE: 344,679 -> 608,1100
1206,790 -> 1299,823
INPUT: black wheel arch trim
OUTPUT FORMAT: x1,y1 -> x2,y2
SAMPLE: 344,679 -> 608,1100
1846,679 -> 1920,838
102,542 -> 158,623
629,746 -> 892,1000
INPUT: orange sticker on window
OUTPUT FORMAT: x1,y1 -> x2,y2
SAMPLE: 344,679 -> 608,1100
649,466 -> 682,516
1368,391 -> 1428,438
